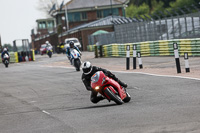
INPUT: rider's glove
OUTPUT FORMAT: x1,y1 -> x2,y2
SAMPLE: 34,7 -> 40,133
86,86 -> 92,91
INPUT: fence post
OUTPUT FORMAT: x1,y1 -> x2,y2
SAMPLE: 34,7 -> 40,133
126,45 -> 130,70
94,45 -> 98,58
137,52 -> 143,69
184,52 -> 190,73
99,45 -> 103,57
173,42 -> 181,73
133,44 -> 137,69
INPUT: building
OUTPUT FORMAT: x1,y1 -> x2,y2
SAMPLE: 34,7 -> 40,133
31,18 -> 58,52
31,0 -> 129,51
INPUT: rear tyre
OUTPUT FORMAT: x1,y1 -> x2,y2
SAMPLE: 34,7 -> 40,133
104,88 -> 123,105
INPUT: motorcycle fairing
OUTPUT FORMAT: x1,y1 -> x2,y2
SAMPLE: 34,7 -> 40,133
91,71 -> 126,100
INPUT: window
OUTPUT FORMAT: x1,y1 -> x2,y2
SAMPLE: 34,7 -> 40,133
97,8 -> 119,19
47,21 -> 54,28
39,21 -> 46,29
81,12 -> 87,20
97,10 -> 103,18
103,9 -> 110,17
68,13 -> 81,22
66,39 -> 78,44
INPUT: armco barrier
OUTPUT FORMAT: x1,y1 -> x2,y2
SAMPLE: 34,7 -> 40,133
0,50 -> 35,63
0,52 -> 18,63
88,38 -> 200,57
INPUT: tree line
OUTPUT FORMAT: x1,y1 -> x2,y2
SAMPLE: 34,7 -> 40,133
126,0 -> 200,19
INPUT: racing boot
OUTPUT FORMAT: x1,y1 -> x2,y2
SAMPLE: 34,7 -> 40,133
91,96 -> 105,103
118,80 -> 128,88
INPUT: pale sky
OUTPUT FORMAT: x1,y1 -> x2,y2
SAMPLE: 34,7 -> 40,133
0,0 -> 47,45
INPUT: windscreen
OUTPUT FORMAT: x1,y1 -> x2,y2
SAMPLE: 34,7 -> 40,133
91,72 -> 100,83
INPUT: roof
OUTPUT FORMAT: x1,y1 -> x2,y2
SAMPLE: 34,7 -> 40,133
62,0 -> 129,10
61,15 -> 125,36
36,18 -> 55,22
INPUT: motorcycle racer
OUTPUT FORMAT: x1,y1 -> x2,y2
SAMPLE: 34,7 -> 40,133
81,61 -> 127,103
66,41 -> 81,64
1,48 -> 9,63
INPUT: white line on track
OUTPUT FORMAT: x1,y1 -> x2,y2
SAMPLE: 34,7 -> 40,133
42,110 -> 50,115
40,65 -> 74,69
41,65 -> 200,81
113,70 -> 200,81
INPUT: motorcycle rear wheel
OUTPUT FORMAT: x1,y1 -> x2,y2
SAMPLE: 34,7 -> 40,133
104,88 -> 123,105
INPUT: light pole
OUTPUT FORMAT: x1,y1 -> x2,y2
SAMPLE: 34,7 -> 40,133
110,0 -> 113,16
62,16 -> 67,30
64,5 -> 69,30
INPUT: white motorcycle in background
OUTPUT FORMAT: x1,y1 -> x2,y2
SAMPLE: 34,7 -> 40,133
47,46 -> 53,58
70,49 -> 81,71
3,54 -> 10,68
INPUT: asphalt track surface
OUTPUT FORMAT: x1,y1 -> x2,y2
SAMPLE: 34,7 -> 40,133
0,52 -> 200,133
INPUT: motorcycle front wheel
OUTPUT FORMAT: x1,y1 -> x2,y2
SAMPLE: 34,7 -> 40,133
5,63 -> 8,68
74,59 -> 81,71
123,92 -> 131,103
104,87 -> 123,105
4,61 -> 9,68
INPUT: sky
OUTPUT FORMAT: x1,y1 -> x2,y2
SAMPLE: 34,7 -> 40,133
0,0 -> 47,45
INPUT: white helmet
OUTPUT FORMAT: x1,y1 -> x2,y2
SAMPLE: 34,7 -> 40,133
45,41 -> 49,44
3,48 -> 7,52
82,61 -> 93,75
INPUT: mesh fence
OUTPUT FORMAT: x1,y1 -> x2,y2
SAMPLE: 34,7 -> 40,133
89,12 -> 200,45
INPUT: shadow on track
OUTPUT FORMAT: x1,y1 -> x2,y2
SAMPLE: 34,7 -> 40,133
64,103 -> 118,111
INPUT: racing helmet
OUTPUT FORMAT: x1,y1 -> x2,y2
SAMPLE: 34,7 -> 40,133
82,61 -> 93,75
69,41 -> 74,48
3,48 -> 7,52
45,41 -> 49,44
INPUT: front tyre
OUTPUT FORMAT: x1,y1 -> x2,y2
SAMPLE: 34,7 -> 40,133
74,59 -> 81,71
123,92 -> 131,103
4,60 -> 9,68
104,88 -> 123,105
49,53 -> 52,58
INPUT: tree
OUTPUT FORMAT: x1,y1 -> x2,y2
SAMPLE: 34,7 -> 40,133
166,0 -> 197,15
37,0 -> 61,16
156,0 -> 176,8
169,0 -> 195,9
127,0 -> 198,19
126,3 -> 149,18
151,0 -> 164,15
3,44 -> 13,51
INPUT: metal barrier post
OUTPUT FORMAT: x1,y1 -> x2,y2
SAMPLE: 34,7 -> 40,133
99,45 -> 103,57
184,52 -> 190,73
133,45 -> 137,69
173,42 -> 181,73
94,45 -> 98,58
137,52 -> 143,69
126,45 -> 130,70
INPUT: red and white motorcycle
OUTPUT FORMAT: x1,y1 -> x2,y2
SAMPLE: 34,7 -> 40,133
91,71 -> 131,105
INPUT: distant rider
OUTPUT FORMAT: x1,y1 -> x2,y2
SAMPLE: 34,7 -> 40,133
66,41 -> 81,64
1,48 -> 10,63
45,41 -> 53,54
45,41 -> 52,49
81,61 -> 128,104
